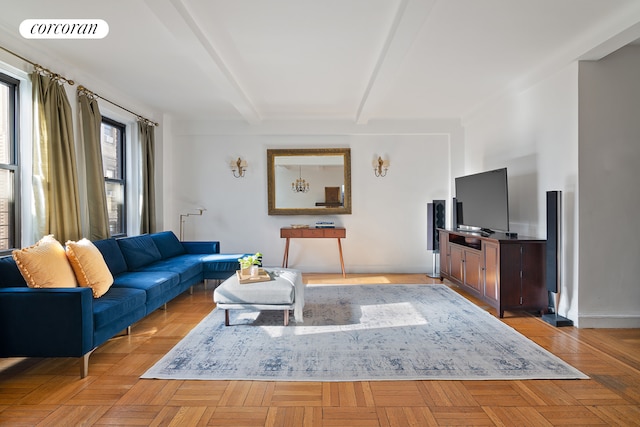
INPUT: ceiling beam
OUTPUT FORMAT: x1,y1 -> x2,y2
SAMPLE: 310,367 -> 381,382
145,0 -> 262,124
355,0 -> 436,125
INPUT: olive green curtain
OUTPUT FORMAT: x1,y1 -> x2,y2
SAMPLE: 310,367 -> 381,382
31,71 -> 82,243
78,91 -> 110,240
139,121 -> 156,234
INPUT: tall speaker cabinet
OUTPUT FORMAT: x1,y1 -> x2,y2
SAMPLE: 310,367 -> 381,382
438,229 -> 547,318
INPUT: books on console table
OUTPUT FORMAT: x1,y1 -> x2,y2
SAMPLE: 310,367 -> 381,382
315,221 -> 335,228
236,268 -> 273,284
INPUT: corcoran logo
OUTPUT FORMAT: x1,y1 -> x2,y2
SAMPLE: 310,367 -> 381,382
19,19 -> 109,39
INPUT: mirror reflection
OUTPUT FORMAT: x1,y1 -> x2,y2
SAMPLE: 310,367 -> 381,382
267,148 -> 351,215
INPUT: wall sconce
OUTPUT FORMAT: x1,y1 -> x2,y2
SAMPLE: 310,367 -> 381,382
230,157 -> 248,178
373,156 -> 389,177
179,208 -> 206,241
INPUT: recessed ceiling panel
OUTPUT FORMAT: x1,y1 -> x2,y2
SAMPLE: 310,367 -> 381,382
184,0 -> 401,119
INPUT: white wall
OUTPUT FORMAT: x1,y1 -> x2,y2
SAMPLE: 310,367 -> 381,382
464,45 -> 640,327
163,121 -> 462,273
463,64 -> 581,322
578,46 -> 640,327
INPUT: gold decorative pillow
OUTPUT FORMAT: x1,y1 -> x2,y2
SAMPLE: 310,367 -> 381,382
12,235 -> 78,288
65,238 -> 114,298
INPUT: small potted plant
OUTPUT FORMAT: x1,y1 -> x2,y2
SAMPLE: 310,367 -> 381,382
238,252 -> 262,277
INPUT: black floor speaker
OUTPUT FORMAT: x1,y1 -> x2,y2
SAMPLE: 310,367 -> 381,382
545,191 -> 561,294
427,200 -> 446,252
542,190 -> 573,327
452,197 -> 462,230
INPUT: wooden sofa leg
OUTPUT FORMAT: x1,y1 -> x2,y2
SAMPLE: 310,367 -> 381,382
284,310 -> 289,326
225,310 -> 230,326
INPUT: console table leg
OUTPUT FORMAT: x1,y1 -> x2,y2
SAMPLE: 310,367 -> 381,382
282,237 -> 290,268
337,238 -> 345,277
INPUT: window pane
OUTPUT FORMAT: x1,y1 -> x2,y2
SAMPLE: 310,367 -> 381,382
101,122 -> 122,179
105,181 -> 125,235
0,82 -> 9,164
0,169 -> 14,250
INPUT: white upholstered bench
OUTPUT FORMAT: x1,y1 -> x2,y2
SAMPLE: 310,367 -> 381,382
213,268 -> 304,326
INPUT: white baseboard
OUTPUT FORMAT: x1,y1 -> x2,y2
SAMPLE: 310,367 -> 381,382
577,315 -> 640,328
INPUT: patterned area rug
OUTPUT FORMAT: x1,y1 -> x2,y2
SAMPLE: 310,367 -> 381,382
141,284 -> 587,381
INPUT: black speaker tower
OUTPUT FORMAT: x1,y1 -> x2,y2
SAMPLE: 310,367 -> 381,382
427,200 -> 446,251
542,190 -> 573,327
427,200 -> 446,278
452,197 -> 462,229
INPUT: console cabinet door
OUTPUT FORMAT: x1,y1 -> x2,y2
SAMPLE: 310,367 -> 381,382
449,244 -> 464,283
463,249 -> 482,294
483,241 -> 499,303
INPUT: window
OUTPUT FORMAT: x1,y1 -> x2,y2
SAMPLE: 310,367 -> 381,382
0,73 -> 19,253
101,117 -> 126,237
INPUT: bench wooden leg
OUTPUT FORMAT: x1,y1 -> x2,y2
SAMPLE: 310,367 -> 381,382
225,310 -> 230,326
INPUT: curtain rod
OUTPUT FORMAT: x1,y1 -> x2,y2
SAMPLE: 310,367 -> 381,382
1,44 -> 158,127
78,85 -> 158,127
0,44 -> 75,85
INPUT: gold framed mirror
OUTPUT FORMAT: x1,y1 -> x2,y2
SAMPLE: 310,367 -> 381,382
267,148 -> 351,215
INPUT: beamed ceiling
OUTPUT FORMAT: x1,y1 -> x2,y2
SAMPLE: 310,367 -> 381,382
1,0 -> 640,124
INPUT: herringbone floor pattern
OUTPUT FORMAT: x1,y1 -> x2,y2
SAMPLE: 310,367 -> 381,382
1,274 -> 639,426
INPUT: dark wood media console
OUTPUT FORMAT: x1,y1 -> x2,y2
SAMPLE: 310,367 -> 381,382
438,228 -> 547,318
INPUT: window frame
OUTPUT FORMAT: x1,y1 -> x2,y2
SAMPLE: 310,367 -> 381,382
101,116 -> 127,238
0,72 -> 20,255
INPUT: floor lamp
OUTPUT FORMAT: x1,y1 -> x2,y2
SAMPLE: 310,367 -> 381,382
179,208 -> 205,241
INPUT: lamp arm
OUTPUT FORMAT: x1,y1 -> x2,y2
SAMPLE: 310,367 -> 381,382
179,209 -> 206,240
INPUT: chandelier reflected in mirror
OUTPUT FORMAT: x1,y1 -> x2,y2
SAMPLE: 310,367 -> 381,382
291,166 -> 310,193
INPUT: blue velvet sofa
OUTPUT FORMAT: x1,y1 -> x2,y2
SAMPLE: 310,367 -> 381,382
0,231 -> 247,378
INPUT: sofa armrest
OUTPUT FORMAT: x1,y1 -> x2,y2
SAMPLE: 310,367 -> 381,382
0,287 -> 94,358
182,241 -> 220,254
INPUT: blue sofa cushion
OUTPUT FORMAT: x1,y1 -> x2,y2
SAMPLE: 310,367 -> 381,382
200,253 -> 246,274
117,235 -> 162,270
111,270 -> 180,303
151,231 -> 186,259
0,255 -> 27,288
182,241 -> 220,254
93,287 -> 146,330
92,238 -> 129,276
140,255 -> 203,283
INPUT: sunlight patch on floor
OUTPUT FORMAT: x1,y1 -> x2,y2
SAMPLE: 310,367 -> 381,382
304,274 -> 394,285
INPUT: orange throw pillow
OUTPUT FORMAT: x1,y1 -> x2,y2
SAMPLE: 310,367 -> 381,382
12,235 -> 78,288
66,238 -> 114,298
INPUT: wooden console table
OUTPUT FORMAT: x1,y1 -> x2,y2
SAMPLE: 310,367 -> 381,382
280,227 -> 346,277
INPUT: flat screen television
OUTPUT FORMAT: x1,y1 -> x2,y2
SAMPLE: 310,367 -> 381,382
455,168 -> 509,233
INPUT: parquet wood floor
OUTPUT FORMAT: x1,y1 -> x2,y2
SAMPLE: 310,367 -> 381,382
1,274 -> 639,426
